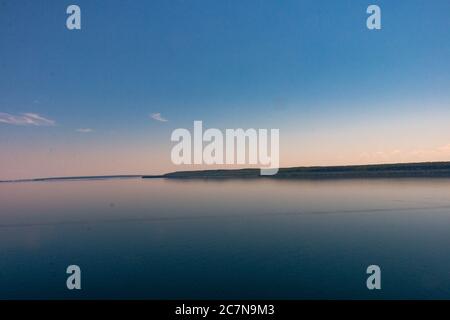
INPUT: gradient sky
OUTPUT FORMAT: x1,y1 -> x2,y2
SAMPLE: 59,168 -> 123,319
1,0 -> 449,179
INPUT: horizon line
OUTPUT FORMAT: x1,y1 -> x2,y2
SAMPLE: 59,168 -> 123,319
2,160 -> 450,183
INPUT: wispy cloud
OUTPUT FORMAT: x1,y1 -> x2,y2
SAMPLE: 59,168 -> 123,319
0,112 -> 55,126
150,113 -> 168,122
76,128 -> 94,133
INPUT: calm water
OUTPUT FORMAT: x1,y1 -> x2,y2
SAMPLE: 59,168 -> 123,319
1,178 -> 450,299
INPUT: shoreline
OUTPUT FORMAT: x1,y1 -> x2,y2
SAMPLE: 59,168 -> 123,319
2,161 -> 450,183
147,161 -> 450,180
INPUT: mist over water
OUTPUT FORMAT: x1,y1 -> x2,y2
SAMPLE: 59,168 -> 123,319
1,178 -> 450,299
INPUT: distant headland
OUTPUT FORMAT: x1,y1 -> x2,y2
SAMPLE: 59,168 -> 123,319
2,162 -> 450,183
144,161 -> 450,180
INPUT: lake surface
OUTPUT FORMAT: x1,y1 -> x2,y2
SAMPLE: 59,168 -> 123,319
1,178 -> 450,299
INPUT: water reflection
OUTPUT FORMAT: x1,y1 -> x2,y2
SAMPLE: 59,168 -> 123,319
1,178 -> 450,299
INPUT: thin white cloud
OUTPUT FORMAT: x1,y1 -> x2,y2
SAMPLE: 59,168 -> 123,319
150,113 -> 168,122
76,128 -> 94,133
0,112 -> 55,126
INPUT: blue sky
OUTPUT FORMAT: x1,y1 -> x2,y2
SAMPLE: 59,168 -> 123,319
0,0 -> 449,178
